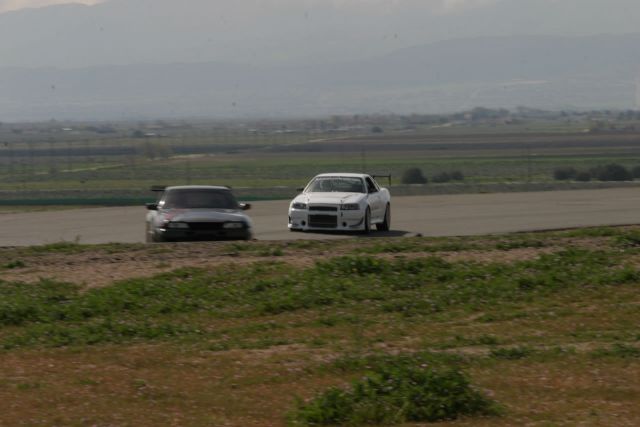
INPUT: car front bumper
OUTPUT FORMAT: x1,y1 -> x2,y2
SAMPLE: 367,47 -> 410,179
288,209 -> 365,231
155,227 -> 252,241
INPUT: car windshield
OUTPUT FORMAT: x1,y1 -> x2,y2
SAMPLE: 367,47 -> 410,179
306,177 -> 365,193
161,189 -> 239,209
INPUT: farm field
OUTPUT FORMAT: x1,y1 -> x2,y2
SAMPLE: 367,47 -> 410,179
2,116 -> 640,203
1,227 -> 640,425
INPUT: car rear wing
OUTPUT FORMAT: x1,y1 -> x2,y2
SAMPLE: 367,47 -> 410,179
372,174 -> 392,187
150,185 -> 166,192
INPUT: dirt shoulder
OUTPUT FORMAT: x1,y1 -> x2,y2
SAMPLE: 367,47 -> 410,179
0,232 -> 610,287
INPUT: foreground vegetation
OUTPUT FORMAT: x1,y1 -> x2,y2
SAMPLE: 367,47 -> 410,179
1,227 -> 640,425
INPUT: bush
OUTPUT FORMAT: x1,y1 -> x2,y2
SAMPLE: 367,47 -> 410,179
431,172 -> 451,183
449,170 -> 465,181
591,164 -> 632,181
290,362 -> 498,426
631,166 -> 640,179
575,171 -> 592,182
401,168 -> 427,184
553,167 -> 578,181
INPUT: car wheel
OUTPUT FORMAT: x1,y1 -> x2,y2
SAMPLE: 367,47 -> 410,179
145,222 -> 153,243
147,223 -> 164,243
377,204 -> 391,231
363,207 -> 371,234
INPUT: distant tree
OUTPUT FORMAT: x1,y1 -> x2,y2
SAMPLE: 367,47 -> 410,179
401,168 -> 427,184
588,121 -> 608,133
632,166 -> 640,179
450,171 -> 465,181
431,172 -> 452,183
371,126 -> 384,133
575,171 -> 592,182
131,130 -> 145,138
591,164 -> 632,181
553,167 -> 578,181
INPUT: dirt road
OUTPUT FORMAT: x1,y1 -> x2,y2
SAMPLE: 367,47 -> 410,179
1,188 -> 639,246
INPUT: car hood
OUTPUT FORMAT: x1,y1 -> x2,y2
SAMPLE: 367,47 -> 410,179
293,192 -> 365,205
160,209 -> 249,223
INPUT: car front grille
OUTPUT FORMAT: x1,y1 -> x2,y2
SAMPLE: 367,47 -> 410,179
186,222 -> 225,231
308,215 -> 338,228
309,205 -> 338,212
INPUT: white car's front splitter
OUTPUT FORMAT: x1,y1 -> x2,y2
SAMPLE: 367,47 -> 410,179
288,210 -> 365,231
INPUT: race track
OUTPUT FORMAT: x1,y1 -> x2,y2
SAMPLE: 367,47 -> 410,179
2,188 -> 640,246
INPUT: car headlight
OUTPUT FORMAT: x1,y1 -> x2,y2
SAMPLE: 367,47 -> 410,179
292,202 -> 307,210
223,222 -> 245,229
340,203 -> 360,210
167,222 -> 189,229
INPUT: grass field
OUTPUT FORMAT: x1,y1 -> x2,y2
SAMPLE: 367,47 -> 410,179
1,227 -> 640,425
2,118 -> 640,200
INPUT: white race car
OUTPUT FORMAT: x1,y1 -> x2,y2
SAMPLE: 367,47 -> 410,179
288,173 -> 391,233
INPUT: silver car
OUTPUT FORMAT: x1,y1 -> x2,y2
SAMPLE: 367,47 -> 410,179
145,185 -> 253,242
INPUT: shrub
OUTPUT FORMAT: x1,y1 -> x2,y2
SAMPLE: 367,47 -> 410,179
553,167 -> 578,181
591,343 -> 640,359
632,166 -> 640,179
401,168 -> 427,184
290,362 -> 498,426
575,171 -> 592,182
449,170 -> 465,181
591,163 -> 632,181
431,172 -> 451,183
3,260 -> 26,269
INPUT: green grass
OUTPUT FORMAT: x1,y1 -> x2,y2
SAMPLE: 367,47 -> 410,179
4,122 -> 640,197
590,343 -> 640,359
290,356 -> 499,426
3,228 -> 640,425
2,246 -> 639,349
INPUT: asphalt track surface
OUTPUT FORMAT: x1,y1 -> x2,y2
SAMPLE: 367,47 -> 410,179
2,188 -> 640,246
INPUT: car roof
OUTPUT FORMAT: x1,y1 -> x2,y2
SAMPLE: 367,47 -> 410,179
313,173 -> 369,179
165,185 -> 231,191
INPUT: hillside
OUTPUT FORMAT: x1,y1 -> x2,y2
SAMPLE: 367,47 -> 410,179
1,33 -> 639,120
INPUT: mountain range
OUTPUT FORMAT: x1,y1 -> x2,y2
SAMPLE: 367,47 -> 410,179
0,0 -> 639,121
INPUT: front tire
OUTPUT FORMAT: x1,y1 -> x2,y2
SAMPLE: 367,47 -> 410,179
377,204 -> 391,231
146,223 -> 164,243
363,207 -> 371,234
145,223 -> 153,243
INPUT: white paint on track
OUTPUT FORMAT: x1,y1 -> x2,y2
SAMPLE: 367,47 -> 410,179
1,188 -> 639,246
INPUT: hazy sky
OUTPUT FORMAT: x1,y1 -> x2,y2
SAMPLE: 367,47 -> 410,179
0,0 -> 593,16
1,0 -> 639,120
0,0 -> 101,13
1,0 -> 639,68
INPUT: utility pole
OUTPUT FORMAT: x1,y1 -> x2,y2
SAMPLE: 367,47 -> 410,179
636,67 -> 640,110
527,146 -> 532,184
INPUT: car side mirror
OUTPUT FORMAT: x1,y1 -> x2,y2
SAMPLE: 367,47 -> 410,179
296,187 -> 304,192
146,203 -> 158,211
240,203 -> 252,211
